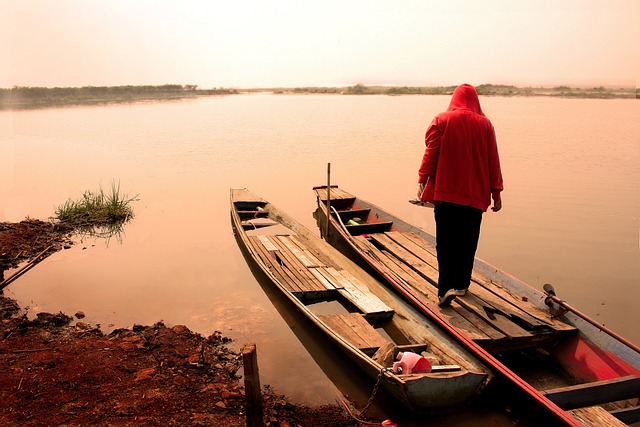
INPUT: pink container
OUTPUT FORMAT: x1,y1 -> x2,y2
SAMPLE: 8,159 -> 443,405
392,351 -> 432,374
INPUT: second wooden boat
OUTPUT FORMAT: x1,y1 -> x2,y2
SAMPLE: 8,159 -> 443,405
313,185 -> 640,426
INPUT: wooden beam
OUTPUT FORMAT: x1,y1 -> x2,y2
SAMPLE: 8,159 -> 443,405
319,313 -> 389,351
242,343 -> 265,427
543,375 -> 640,410
346,222 -> 393,235
336,208 -> 371,222
568,405 -> 627,427
609,405 -> 640,424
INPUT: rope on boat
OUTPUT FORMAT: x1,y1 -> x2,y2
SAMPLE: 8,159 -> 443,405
338,367 -> 398,426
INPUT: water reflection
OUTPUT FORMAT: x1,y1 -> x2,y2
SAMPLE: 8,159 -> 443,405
2,95 -> 639,425
70,219 -> 130,246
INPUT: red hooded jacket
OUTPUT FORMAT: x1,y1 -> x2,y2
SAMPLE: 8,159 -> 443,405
418,84 -> 503,212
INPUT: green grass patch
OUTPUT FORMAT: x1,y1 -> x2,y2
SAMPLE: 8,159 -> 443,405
56,182 -> 137,226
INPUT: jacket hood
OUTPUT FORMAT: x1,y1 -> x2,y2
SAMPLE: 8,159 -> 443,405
447,84 -> 483,115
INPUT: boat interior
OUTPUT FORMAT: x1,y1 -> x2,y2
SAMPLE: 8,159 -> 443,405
232,191 -> 461,373
314,187 -> 579,354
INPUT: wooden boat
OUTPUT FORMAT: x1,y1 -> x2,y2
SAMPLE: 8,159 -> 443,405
313,185 -> 640,426
230,188 -> 492,411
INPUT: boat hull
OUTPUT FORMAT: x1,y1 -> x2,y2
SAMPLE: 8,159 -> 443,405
313,185 -> 640,426
231,188 -> 491,411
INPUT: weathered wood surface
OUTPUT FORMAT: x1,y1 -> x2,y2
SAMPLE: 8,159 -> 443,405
397,231 -> 576,333
315,187 -> 354,201
609,404 -> 640,425
234,188 -> 493,411
346,222 -> 394,235
250,235 -> 328,293
242,343 -> 265,427
567,405 -> 627,427
249,234 -> 394,317
337,208 -> 372,222
350,225 -> 576,351
312,186 -> 639,426
543,375 -> 640,410
334,268 -> 394,319
250,235 -> 310,294
267,236 -> 327,290
318,313 -> 389,351
352,234 -> 501,342
231,188 -> 266,203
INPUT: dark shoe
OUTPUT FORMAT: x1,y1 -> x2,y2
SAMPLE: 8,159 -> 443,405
438,289 -> 458,307
454,288 -> 468,297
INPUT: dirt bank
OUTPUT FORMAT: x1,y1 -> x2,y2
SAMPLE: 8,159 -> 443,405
1,220 -> 358,426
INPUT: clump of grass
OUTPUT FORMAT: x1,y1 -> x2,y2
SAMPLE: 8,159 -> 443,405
56,182 -> 137,226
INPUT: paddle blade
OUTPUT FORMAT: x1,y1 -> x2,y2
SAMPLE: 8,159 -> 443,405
408,198 -> 435,208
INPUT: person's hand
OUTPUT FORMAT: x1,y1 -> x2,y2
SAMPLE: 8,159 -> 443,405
417,183 -> 425,198
491,199 -> 502,212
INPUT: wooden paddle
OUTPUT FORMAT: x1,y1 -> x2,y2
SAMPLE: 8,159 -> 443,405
408,198 -> 434,208
409,180 -> 434,208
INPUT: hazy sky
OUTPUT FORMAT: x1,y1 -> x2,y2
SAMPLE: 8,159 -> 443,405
1,0 -> 638,89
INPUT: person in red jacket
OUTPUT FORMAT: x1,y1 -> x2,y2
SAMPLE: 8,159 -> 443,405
418,84 -> 503,307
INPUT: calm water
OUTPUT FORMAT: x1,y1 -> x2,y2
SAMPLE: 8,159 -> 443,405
1,94 -> 639,424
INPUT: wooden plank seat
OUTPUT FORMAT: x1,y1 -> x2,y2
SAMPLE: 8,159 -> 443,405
240,218 -> 278,230
318,313 -> 389,353
334,208 -> 372,223
232,188 -> 266,202
310,266 -> 394,321
265,236 -> 394,319
233,192 -> 268,211
315,186 -> 355,201
542,375 -> 640,410
568,406 -> 628,427
315,187 -> 356,210
609,405 -> 640,425
237,210 -> 269,220
346,221 -> 394,236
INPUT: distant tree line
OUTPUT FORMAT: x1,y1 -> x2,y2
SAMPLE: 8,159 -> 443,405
0,85 -> 239,109
1,84 -> 635,109
334,84 -> 635,98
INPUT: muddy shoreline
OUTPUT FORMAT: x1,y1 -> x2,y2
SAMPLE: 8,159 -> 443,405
1,220 -> 357,426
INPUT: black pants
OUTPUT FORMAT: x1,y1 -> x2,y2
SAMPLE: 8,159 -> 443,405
434,202 -> 483,297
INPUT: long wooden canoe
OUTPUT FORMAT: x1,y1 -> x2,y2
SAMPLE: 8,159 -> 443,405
230,188 -> 492,411
313,185 -> 640,426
